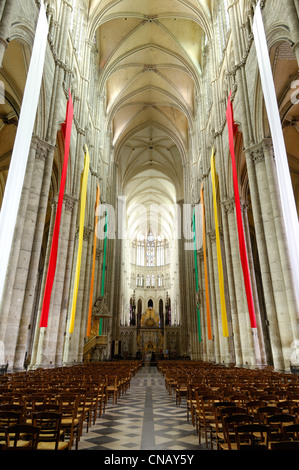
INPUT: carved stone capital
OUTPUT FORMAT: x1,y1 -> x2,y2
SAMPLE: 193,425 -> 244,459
250,147 -> 265,165
222,198 -> 235,213
33,137 -> 55,162
64,194 -> 78,212
240,199 -> 250,212
207,230 -> 216,243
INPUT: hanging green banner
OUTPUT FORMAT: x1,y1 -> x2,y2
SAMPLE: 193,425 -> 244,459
193,208 -> 201,343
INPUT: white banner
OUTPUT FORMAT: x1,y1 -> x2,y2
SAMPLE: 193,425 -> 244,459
253,1 -> 299,310
0,2 -> 49,306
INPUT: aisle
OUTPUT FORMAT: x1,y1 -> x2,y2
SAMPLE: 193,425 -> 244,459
78,365 -> 205,451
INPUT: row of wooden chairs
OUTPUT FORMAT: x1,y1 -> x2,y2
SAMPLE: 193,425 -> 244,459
0,360 -> 142,450
158,360 -> 299,450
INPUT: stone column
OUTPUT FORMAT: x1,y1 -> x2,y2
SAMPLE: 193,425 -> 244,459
222,199 -> 243,366
1,137 -> 55,371
241,200 -> 267,367
0,0 -> 15,67
29,196 -> 56,370
285,0 -> 299,65
226,199 -> 258,367
228,0 -> 287,370
63,227 -> 91,365
32,196 -> 74,368
0,138 -> 37,345
55,195 -> 78,366
78,228 -> 93,362
25,0 -> 73,371
11,139 -> 55,370
262,140 -> 299,360
250,145 -> 287,370
177,199 -> 188,356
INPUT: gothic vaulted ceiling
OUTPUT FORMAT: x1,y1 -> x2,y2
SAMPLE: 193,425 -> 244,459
88,0 -> 212,240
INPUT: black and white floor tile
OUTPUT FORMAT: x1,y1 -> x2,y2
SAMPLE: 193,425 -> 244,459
78,366 -> 207,451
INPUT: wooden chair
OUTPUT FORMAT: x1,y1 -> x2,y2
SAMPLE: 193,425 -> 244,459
34,403 -> 61,413
228,393 -> 248,408
175,378 -> 188,407
267,413 -> 297,443
0,395 -> 14,405
58,394 -> 80,450
164,373 -> 177,395
209,402 -> 236,450
197,394 -> 222,448
189,384 -> 210,425
215,406 -> 248,449
235,423 -> 271,450
246,400 -> 267,423
0,410 -> 22,444
84,386 -> 98,431
270,440 -> 299,450
0,404 -> 26,422
186,383 -> 196,425
5,424 -> 40,450
220,413 -> 254,450
106,376 -> 119,405
257,406 -> 281,425
32,412 -> 68,450
276,400 -> 298,414
96,382 -> 106,418
24,394 -> 46,423
282,423 -> 299,441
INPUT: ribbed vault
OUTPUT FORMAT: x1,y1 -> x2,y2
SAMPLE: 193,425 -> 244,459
89,0 -> 212,239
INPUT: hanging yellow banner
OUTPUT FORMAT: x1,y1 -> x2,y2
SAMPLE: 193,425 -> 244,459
69,147 -> 90,334
210,149 -> 229,338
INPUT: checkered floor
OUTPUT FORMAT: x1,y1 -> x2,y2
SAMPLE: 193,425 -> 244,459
78,365 -> 207,451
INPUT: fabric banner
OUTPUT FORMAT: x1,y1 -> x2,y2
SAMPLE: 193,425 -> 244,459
69,148 -> 90,334
253,2 -> 299,310
0,1 -> 49,307
99,209 -> 108,335
40,92 -> 74,328
226,93 -> 257,329
193,208 -> 201,342
200,184 -> 212,340
86,182 -> 100,337
211,149 -> 229,337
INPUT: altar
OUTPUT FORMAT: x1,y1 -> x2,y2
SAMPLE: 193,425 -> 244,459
137,307 -> 164,356
119,307 -> 180,360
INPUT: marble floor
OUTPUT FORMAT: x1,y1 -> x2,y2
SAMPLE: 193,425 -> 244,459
77,365 -> 207,451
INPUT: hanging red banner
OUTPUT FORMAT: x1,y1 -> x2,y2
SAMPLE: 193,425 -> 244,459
39,91 -> 74,328
226,92 -> 257,329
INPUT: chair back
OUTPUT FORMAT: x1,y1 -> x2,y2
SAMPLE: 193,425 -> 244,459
6,424 -> 40,450
32,411 -> 63,450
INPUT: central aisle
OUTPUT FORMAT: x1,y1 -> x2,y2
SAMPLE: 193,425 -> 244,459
78,365 -> 204,451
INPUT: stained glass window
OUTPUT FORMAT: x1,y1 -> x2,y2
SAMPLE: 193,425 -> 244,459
146,232 -> 155,266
